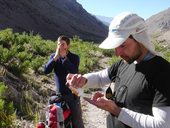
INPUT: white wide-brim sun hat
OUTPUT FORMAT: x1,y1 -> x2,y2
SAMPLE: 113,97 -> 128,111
99,29 -> 132,49
99,12 -> 156,54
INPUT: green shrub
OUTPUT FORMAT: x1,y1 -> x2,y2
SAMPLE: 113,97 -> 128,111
0,82 -> 16,127
71,37 -> 101,73
154,41 -> 170,62
16,91 -> 40,121
1,48 -> 12,64
31,56 -> 44,73
17,52 -> 32,62
0,29 -> 55,75
0,28 -> 15,43
14,32 -> 30,45
164,51 -> 170,62
100,49 -> 115,57
30,36 -> 56,56
108,56 -> 121,66
7,59 -> 30,76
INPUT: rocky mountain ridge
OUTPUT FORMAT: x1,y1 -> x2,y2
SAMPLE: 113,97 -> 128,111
146,7 -> 170,45
0,0 -> 107,43
95,15 -> 112,26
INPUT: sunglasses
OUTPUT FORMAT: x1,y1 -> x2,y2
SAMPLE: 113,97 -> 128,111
105,75 -> 119,100
105,83 -> 114,100
105,82 -> 128,107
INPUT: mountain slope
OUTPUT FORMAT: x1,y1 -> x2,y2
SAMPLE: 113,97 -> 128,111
0,0 -> 107,43
146,7 -> 170,45
95,15 -> 112,26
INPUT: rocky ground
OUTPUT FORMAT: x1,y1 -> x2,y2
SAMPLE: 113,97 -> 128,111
81,93 -> 108,128
81,83 -> 115,128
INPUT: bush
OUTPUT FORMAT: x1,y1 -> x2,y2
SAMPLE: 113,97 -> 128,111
0,29 -> 55,75
100,49 -> 115,57
71,37 -> 101,73
0,82 -> 16,127
0,28 -> 15,43
154,41 -> 170,62
31,56 -> 44,73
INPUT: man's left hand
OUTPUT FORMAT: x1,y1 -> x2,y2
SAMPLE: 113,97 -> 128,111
83,93 -> 121,117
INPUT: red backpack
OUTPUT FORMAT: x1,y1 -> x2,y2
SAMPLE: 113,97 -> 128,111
46,94 -> 72,128
36,122 -> 46,128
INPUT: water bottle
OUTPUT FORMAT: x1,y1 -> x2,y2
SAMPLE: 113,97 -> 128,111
68,85 -> 84,97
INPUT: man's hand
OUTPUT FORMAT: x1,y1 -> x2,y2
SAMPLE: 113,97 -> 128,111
66,73 -> 87,88
91,91 -> 104,101
84,92 -> 121,117
53,42 -> 68,61
53,47 -> 60,61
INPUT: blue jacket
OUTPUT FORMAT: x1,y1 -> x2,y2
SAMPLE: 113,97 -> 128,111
44,51 -> 80,95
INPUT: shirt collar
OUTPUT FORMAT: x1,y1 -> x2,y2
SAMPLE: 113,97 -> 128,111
142,51 -> 155,61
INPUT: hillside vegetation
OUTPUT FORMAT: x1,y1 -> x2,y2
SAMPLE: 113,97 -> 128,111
0,28 -> 169,127
0,28 -> 115,127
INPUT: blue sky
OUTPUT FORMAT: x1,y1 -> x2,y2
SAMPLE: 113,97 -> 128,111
76,0 -> 170,19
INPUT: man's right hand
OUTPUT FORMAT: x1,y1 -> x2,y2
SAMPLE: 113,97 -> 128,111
66,73 -> 87,88
53,47 -> 60,61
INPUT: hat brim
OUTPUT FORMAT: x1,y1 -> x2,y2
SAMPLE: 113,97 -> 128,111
99,29 -> 132,49
99,37 -> 125,49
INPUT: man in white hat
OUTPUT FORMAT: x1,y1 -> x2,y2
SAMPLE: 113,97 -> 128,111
66,12 -> 170,128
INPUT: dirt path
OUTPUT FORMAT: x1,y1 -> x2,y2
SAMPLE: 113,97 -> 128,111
81,83 -> 115,128
81,93 -> 108,128
82,100 -> 107,128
